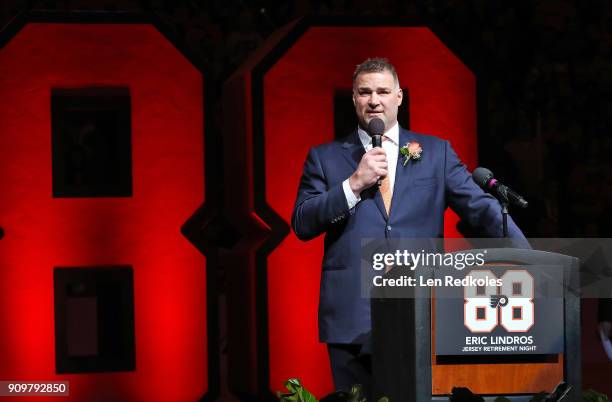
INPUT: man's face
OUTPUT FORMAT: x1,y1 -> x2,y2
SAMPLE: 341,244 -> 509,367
352,70 -> 403,132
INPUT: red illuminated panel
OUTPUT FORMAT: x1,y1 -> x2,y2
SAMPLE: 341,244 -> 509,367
0,23 -> 206,401
263,27 -> 476,396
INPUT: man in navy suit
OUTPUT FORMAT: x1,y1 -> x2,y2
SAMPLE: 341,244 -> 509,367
291,58 -> 527,394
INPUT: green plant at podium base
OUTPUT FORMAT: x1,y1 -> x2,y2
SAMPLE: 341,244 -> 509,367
277,379 -> 388,402
277,379 -> 609,402
582,389 -> 609,402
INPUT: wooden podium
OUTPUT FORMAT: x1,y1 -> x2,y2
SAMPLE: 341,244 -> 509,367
371,248 -> 580,402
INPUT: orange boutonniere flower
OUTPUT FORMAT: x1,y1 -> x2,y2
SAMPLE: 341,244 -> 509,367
399,142 -> 423,166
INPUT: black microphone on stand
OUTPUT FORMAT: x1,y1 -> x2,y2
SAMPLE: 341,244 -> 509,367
472,167 -> 527,238
367,118 -> 385,186
472,167 -> 528,208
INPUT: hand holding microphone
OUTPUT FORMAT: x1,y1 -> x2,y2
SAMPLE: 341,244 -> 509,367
348,118 -> 388,195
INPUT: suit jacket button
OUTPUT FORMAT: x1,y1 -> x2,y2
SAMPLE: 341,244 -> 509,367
386,225 -> 392,231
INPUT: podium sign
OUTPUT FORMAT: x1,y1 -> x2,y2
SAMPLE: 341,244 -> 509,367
372,248 -> 580,401
435,265 -> 564,356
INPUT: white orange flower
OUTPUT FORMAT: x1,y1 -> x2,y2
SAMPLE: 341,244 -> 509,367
400,142 -> 423,166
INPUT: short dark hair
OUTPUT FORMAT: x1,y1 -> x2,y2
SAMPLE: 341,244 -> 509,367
352,58 -> 399,88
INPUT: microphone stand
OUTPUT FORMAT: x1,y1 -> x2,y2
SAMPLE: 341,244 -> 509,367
501,201 -> 509,238
494,180 -> 511,237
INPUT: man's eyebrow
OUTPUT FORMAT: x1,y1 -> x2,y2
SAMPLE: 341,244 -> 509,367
356,86 -> 392,91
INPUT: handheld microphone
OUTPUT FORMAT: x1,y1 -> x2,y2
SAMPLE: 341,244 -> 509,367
472,167 -> 528,208
368,118 -> 384,145
367,118 -> 385,186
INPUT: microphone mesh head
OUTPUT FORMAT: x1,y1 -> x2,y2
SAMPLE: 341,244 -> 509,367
367,118 -> 385,136
472,167 -> 494,187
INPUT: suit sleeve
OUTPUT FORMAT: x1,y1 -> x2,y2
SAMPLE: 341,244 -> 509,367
291,147 -> 351,241
443,141 -> 530,248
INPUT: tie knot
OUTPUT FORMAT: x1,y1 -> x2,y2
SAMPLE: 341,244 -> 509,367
371,135 -> 390,145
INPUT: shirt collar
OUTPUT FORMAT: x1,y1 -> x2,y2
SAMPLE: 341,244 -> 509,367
357,121 -> 399,147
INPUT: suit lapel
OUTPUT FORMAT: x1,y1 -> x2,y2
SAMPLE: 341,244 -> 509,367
340,130 -> 388,220
340,130 -> 365,170
389,128 -> 417,218
372,185 -> 388,221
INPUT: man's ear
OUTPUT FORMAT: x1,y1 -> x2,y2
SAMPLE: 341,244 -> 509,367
352,92 -> 357,106
397,88 -> 403,106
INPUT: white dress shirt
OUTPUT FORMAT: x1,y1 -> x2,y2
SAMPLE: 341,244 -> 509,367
342,122 -> 400,209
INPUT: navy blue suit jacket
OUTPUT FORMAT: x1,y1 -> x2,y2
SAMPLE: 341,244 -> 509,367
291,128 -> 528,344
